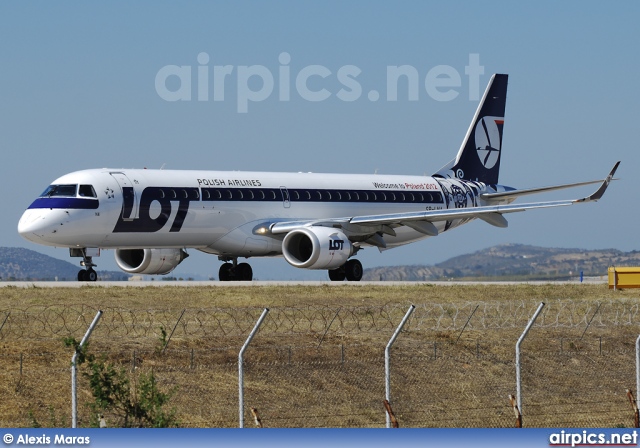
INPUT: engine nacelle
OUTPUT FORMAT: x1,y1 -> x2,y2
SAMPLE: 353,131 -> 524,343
282,227 -> 353,270
115,248 -> 189,275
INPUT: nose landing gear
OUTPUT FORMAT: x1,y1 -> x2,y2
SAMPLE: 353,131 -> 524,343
71,248 -> 99,282
78,267 -> 97,282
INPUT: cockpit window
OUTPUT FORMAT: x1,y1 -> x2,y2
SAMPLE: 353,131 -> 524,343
79,185 -> 97,198
40,184 -> 77,197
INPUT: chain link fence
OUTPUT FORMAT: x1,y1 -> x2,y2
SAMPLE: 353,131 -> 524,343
0,300 -> 638,427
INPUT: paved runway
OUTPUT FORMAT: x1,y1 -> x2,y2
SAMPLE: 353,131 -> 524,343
0,279 -> 606,288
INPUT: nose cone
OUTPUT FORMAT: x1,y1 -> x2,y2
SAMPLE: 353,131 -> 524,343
18,209 -> 46,243
18,209 -> 68,246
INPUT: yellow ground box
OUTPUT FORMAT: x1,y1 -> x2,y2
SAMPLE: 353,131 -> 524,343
608,266 -> 640,289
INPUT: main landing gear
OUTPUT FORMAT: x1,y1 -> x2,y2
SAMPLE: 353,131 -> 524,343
216,257 -> 363,282
218,258 -> 253,281
328,259 -> 363,282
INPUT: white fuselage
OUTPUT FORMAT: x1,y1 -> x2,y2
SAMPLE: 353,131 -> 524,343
18,168 -> 501,257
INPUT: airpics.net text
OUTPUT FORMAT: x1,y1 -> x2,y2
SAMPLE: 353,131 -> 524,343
155,52 -> 485,113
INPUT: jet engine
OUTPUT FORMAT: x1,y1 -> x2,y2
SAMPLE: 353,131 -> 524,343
282,227 -> 353,270
115,248 -> 189,275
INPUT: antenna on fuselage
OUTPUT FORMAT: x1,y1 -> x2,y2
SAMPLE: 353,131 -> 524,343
160,164 -> 166,170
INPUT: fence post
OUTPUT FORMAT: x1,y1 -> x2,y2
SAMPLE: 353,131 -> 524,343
627,389 -> 640,428
385,305 -> 415,428
72,310 -> 102,428
239,308 -> 269,428
317,307 -> 341,349
636,335 -> 640,413
508,394 -> 522,428
580,303 -> 601,339
0,312 -> 10,336
383,399 -> 399,428
515,302 -> 545,424
455,304 -> 479,345
161,309 -> 186,354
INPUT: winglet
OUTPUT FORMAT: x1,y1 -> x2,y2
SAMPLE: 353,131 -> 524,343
575,161 -> 620,203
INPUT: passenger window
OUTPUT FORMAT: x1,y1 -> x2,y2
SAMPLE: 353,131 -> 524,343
202,190 -> 210,199
78,185 -> 97,198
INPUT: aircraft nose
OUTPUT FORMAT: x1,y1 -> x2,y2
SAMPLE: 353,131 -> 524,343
18,210 -> 42,242
18,209 -> 54,243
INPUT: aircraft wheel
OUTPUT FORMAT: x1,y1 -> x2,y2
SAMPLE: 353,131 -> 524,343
86,269 -> 98,282
237,263 -> 253,281
328,268 -> 346,281
78,270 -> 87,281
344,259 -> 363,282
219,263 -> 232,281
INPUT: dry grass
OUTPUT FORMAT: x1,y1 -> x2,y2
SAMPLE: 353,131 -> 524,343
0,283 -> 638,428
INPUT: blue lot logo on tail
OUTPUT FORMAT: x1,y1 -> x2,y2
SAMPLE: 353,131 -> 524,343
475,116 -> 504,169
440,74 -> 508,185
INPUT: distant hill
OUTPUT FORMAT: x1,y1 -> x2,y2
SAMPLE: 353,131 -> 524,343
3,244 -> 640,282
0,247 -> 129,281
363,243 -> 640,281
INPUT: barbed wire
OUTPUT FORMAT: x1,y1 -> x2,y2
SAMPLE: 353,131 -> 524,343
0,299 -> 639,341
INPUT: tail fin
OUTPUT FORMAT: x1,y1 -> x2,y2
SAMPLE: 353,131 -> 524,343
435,74 -> 508,185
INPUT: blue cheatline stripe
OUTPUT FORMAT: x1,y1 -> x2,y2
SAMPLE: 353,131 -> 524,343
28,197 -> 99,210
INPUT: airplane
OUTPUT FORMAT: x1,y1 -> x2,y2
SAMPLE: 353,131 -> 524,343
18,74 -> 619,282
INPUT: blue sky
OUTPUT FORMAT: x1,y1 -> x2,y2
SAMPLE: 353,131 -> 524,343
1,2 -> 638,280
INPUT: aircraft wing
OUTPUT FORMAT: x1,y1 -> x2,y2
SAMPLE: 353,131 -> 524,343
481,161 -> 620,203
270,162 -> 619,238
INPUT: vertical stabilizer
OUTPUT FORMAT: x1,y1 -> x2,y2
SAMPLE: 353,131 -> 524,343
435,74 -> 508,185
